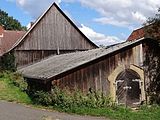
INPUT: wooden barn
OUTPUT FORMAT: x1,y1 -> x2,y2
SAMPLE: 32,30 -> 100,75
1,2 -> 159,107
6,3 -> 97,67
19,37 -> 160,107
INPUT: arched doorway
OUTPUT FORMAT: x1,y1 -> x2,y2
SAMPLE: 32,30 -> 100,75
116,69 -> 141,106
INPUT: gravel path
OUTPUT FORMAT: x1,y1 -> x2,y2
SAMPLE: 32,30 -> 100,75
0,101 -> 108,120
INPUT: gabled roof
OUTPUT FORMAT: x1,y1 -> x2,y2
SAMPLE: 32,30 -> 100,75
7,2 -> 98,53
0,27 -> 25,56
127,27 -> 145,41
19,37 -> 148,82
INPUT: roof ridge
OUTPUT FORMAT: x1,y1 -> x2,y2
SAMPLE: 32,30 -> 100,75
5,2 -> 98,54
6,2 -> 56,53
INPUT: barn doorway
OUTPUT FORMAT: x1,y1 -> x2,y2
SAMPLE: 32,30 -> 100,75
116,69 -> 141,107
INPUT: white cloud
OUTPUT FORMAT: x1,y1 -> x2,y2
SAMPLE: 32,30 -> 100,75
75,0 -> 160,28
15,0 -> 61,18
79,24 -> 122,46
132,11 -> 147,23
6,0 -> 159,45
94,17 -> 131,28
7,0 -> 160,29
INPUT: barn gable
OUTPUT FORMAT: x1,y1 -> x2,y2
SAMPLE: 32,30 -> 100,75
12,3 -> 97,51
8,2 -> 98,67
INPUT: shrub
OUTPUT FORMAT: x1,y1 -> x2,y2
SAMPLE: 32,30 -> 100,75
0,71 -> 27,91
0,53 -> 16,71
32,91 -> 52,106
11,72 -> 28,91
31,87 -> 113,110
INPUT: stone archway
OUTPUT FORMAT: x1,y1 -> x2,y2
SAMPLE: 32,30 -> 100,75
116,69 -> 141,106
108,65 -> 145,106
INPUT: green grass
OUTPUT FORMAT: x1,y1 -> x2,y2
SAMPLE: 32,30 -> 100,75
50,105 -> 160,120
0,71 -> 31,104
66,106 -> 160,120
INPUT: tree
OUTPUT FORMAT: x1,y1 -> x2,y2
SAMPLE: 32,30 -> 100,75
0,9 -> 27,31
144,8 -> 160,42
144,8 -> 160,104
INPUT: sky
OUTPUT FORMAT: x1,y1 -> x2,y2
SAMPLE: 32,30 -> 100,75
0,0 -> 160,46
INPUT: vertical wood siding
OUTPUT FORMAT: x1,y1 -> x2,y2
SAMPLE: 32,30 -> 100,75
52,44 -> 143,95
14,5 -> 97,67
15,49 -> 86,67
15,6 -> 96,50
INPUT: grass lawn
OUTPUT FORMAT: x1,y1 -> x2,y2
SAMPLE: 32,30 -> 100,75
0,72 -> 31,104
1,71 -> 160,120
64,106 -> 160,120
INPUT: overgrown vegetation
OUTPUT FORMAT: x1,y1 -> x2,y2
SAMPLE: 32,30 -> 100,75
31,87 -> 113,111
0,71 -> 31,103
144,8 -> 160,42
2,71 -> 160,120
30,87 -> 160,120
0,53 -> 16,71
144,8 -> 160,104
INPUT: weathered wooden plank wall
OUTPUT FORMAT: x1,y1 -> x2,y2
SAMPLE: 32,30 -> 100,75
15,6 -> 96,50
52,44 -> 143,94
15,49 -> 86,67
14,5 -> 97,67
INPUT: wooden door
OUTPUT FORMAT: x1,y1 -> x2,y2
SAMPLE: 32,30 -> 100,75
116,69 -> 141,106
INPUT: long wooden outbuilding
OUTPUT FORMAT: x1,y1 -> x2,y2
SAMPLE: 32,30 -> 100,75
19,37 -> 160,107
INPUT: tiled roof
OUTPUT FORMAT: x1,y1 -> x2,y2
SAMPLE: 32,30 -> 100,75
18,37 -> 146,81
0,28 -> 25,56
127,27 -> 145,41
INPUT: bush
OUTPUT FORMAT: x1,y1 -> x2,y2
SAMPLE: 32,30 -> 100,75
0,71 -> 27,91
32,91 -> 52,106
0,53 -> 16,71
31,87 -> 113,110
11,72 -> 28,91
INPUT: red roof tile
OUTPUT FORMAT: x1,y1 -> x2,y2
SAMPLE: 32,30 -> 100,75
127,27 -> 145,41
0,28 -> 25,56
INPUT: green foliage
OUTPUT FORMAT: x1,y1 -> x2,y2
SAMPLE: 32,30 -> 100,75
31,87 -> 160,120
0,9 -> 27,31
144,8 -> 160,41
10,72 -> 28,91
0,52 -> 16,71
0,71 -> 27,92
0,71 -> 31,103
143,42 -> 160,105
33,91 -> 52,106
144,8 -> 160,104
2,72 -> 160,120
31,87 -> 113,111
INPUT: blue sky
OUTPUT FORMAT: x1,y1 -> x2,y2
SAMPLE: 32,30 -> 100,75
0,0 -> 159,46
